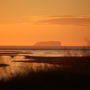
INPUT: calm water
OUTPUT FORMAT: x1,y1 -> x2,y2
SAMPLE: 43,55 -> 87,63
0,49 -> 90,56
0,56 -> 62,81
21,50 -> 90,57
0,50 -> 90,81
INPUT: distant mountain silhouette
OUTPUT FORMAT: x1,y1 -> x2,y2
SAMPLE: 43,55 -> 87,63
34,41 -> 61,46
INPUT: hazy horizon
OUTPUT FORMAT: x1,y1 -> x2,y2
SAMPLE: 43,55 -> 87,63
0,0 -> 90,46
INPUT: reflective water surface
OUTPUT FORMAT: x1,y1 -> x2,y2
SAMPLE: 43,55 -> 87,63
0,49 -> 90,81
0,56 -> 62,81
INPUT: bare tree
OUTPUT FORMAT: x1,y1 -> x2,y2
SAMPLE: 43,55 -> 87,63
84,38 -> 90,46
81,37 -> 90,56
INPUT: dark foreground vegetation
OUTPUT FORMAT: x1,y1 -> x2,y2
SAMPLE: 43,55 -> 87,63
0,56 -> 90,90
0,70 -> 90,90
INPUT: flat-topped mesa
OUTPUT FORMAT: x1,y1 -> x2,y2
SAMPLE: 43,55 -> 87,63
34,41 -> 61,47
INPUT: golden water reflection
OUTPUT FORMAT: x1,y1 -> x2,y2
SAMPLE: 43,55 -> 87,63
0,56 -> 61,81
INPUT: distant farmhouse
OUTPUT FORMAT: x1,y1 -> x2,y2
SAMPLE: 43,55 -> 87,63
34,41 -> 61,46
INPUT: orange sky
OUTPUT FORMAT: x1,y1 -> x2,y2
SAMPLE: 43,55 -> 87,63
0,0 -> 90,46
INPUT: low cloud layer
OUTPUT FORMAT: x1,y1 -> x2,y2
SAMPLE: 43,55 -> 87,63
0,15 -> 90,26
39,16 -> 90,26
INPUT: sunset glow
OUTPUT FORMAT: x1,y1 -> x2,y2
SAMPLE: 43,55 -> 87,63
0,0 -> 90,46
